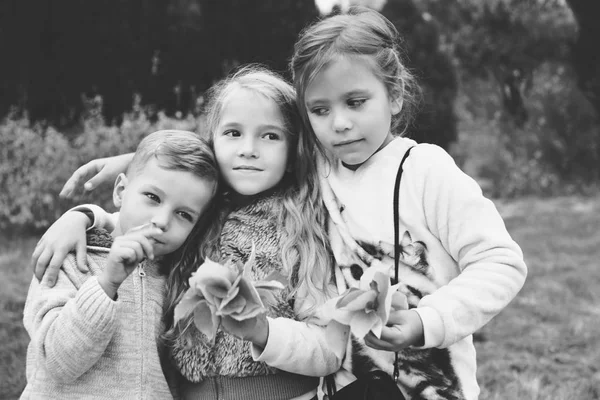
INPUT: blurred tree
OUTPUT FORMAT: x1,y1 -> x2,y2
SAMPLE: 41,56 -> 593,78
380,0 -> 458,149
422,0 -> 576,127
0,0 -> 317,127
0,0 -> 172,127
566,0 -> 600,119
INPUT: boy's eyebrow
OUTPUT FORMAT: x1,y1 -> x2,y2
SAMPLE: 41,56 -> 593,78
146,184 -> 165,195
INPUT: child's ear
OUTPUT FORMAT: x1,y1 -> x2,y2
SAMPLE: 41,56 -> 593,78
113,173 -> 128,208
390,96 -> 403,116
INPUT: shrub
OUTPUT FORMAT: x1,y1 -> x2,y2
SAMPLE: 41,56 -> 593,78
0,120 -> 79,230
454,63 -> 600,198
0,113 -> 208,232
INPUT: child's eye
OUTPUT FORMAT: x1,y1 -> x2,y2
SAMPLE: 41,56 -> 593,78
348,99 -> 366,108
263,132 -> 281,140
177,211 -> 193,222
310,107 -> 329,116
223,129 -> 241,137
144,193 -> 160,203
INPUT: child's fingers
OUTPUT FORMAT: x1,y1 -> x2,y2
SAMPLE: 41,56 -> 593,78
33,248 -> 53,284
75,240 -> 89,273
391,292 -> 408,309
31,240 -> 47,279
112,246 -> 139,266
386,310 -> 403,325
134,235 -> 155,261
115,238 -> 148,263
121,233 -> 156,260
43,252 -> 67,288
128,223 -> 162,241
363,331 -> 396,351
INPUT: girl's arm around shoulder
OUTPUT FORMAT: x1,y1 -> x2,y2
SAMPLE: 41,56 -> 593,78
23,255 -> 118,383
405,144 -> 527,349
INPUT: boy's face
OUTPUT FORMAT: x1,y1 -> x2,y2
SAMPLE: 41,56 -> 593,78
113,158 -> 215,256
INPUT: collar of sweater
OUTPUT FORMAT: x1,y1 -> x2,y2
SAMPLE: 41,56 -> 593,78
87,227 -> 114,248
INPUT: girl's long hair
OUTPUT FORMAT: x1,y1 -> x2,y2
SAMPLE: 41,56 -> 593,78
162,65 -> 334,346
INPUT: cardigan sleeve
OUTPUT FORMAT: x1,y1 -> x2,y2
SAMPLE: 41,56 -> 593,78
70,204 -> 119,232
22,256 -> 118,383
250,283 -> 344,376
408,144 -> 527,349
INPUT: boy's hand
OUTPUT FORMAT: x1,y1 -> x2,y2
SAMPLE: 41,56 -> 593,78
31,211 -> 91,287
364,309 -> 425,351
98,223 -> 159,299
60,153 -> 134,198
220,314 -> 269,350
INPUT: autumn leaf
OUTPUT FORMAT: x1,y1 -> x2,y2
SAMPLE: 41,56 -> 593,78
173,243 -> 286,340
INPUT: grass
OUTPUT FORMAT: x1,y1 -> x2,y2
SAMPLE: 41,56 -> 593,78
2,195 -> 600,399
0,235 -> 37,399
476,195 -> 600,399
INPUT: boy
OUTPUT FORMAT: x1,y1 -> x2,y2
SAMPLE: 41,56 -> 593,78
21,130 -> 218,399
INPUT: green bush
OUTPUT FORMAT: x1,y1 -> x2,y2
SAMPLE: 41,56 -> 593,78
0,113 -> 207,232
453,62 -> 600,198
0,120 -> 79,230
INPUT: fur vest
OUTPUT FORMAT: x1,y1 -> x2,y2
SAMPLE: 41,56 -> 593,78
170,192 -> 296,382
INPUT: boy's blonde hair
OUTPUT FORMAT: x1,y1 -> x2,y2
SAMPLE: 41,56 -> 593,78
291,6 -> 421,153
128,130 -> 219,182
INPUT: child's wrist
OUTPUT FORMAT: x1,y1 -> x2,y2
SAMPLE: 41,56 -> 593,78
97,274 -> 120,300
70,209 -> 94,229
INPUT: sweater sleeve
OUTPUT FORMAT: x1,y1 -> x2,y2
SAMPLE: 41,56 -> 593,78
22,257 -> 118,383
70,204 -> 119,232
250,283 -> 344,376
408,144 -> 527,349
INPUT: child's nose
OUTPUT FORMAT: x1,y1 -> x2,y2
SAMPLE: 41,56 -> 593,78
150,210 -> 170,231
237,137 -> 258,158
332,111 -> 352,132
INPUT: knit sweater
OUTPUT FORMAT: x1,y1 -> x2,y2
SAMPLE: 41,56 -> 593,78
21,229 -> 174,400
80,193 -> 342,398
321,137 -> 527,400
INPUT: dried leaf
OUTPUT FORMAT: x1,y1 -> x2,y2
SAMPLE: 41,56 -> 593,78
174,290 -> 204,323
193,300 -> 219,342
326,319 -> 351,360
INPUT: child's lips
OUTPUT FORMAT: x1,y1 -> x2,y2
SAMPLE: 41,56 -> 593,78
334,138 -> 363,147
234,165 -> 263,171
150,238 -> 164,245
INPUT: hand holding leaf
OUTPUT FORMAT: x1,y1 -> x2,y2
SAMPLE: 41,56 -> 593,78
174,245 -> 285,342
323,263 -> 408,356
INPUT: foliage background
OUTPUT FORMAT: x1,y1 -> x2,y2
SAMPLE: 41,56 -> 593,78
2,0 -> 599,232
1,0 -> 600,398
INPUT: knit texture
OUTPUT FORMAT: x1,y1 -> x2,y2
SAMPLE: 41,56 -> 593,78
321,137 -> 527,400
21,229 -> 173,399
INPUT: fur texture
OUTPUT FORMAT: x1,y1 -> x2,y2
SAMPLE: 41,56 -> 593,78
171,192 -> 296,382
